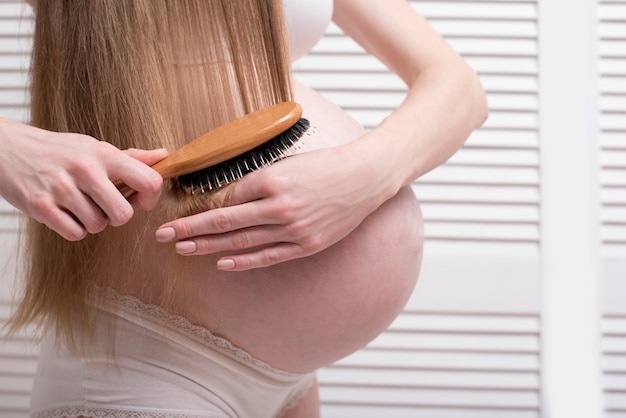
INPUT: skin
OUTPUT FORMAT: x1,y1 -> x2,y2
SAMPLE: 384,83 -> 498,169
156,0 -> 488,272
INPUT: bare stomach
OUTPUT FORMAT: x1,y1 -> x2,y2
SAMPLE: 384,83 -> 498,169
132,81 -> 424,373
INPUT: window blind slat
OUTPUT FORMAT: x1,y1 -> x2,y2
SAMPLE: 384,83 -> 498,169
415,2 -> 537,19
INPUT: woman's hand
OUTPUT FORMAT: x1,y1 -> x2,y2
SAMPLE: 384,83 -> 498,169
0,118 -> 167,240
156,141 -> 394,271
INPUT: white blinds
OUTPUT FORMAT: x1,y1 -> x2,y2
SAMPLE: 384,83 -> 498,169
0,2 -> 32,417
294,0 -> 540,258
292,1 -> 542,416
0,243 -> 37,417
599,1 -> 626,417
0,0 -> 29,232
318,258 -> 541,418
319,313 -> 540,417
0,1 -> 30,123
416,0 -> 540,257
600,0 -> 626,259
604,310 -> 626,418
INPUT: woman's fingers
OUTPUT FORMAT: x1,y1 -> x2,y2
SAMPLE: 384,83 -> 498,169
108,148 -> 167,212
166,224 -> 311,271
34,145 -> 165,233
172,225 -> 285,256
73,146 -> 166,226
58,147 -> 165,230
42,212 -> 88,241
29,199 -> 88,241
59,192 -> 110,234
215,243 -> 309,271
156,200 -> 278,244
23,165 -> 108,237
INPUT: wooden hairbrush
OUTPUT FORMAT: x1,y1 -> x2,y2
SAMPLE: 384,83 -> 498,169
117,101 -> 309,197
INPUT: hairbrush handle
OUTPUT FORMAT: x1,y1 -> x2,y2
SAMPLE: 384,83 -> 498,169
116,102 -> 303,198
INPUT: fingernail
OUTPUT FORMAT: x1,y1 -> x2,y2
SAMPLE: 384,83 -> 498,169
217,258 -> 236,270
176,241 -> 196,255
155,227 -> 176,242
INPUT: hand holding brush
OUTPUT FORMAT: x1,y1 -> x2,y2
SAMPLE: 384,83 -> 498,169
116,102 -> 309,197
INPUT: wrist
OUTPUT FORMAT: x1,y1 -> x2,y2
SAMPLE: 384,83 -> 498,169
345,132 -> 406,204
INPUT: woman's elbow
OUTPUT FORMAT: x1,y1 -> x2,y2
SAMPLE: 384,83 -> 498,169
467,66 -> 489,129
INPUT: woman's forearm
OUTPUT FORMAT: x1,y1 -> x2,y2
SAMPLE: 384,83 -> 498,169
333,0 -> 487,197
352,57 -> 488,198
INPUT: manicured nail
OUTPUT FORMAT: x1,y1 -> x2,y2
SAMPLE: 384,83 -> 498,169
155,227 -> 176,242
217,258 -> 236,270
176,241 -> 196,255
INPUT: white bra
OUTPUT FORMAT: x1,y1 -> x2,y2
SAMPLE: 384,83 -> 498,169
283,0 -> 333,61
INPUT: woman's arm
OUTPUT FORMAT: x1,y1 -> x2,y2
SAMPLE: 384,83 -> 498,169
155,0 -> 488,270
0,117 -> 166,240
333,0 -> 488,187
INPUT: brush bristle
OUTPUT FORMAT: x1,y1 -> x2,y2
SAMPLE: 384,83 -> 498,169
174,117 -> 310,195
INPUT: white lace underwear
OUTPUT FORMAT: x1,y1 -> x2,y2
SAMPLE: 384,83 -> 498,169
30,290 -> 316,418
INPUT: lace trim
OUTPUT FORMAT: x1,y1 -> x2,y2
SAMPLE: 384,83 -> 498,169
94,287 -> 302,378
31,384 -> 316,418
32,406 -> 221,418
31,386 -> 315,418
275,377 -> 317,418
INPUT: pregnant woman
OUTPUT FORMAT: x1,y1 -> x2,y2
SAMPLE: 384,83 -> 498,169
8,0 -> 487,417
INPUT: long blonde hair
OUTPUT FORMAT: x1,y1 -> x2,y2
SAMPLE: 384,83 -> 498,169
9,0 -> 293,351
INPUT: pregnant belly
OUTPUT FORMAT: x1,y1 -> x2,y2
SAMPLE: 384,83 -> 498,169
201,187 -> 424,374
171,81 -> 424,372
